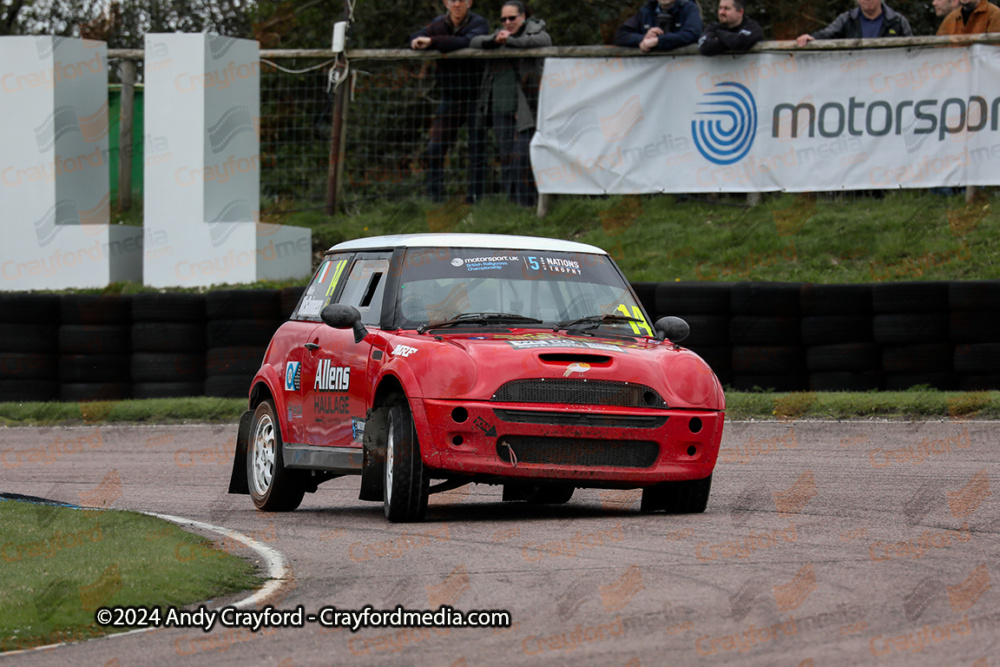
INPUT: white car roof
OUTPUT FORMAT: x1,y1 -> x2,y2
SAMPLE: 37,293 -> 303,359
328,233 -> 607,255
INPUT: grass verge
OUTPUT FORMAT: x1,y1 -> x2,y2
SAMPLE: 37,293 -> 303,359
0,391 -> 997,425
0,501 -> 262,652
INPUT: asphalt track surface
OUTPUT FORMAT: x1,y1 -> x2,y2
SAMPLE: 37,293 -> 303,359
1,420 -> 998,666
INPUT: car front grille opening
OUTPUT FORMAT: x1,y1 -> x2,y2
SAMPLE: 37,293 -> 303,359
492,379 -> 667,409
496,436 -> 659,468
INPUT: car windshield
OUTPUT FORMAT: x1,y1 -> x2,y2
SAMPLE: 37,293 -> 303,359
394,248 -> 653,336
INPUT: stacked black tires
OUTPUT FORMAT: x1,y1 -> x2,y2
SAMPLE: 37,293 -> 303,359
204,290 -> 285,398
0,293 -> 61,402
131,294 -> 207,398
654,283 -> 733,387
59,295 -> 132,402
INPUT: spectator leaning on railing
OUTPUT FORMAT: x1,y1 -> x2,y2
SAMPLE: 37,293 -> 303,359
698,0 -> 764,55
470,1 -> 551,208
614,0 -> 703,52
937,0 -> 1000,35
410,0 -> 489,203
795,0 -> 913,47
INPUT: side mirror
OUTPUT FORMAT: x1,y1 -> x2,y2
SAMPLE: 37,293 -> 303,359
321,304 -> 369,344
654,316 -> 690,344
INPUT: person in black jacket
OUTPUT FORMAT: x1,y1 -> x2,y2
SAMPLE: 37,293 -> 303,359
614,0 -> 703,52
796,0 -> 912,46
411,0 -> 490,203
698,0 -> 764,55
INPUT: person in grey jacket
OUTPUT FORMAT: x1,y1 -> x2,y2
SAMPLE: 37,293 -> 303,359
471,1 -> 551,207
796,0 -> 912,46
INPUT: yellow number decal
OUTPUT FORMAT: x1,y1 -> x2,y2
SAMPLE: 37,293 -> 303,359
617,304 -> 653,337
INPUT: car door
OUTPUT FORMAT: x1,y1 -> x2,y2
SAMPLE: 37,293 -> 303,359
303,253 -> 391,447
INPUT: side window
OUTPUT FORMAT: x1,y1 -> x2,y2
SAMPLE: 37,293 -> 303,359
292,254 -> 352,321
339,258 -> 390,326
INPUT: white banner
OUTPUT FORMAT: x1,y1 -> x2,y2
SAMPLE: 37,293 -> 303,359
531,45 -> 1000,193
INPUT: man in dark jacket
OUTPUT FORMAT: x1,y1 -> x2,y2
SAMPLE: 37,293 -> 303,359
698,0 -> 764,55
615,0 -> 703,52
796,0 -> 912,46
411,0 -> 489,203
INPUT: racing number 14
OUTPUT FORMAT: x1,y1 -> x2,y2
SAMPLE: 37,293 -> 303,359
617,304 -> 653,337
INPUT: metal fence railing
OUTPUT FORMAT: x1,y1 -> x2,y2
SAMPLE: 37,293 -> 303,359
107,34 -> 1000,215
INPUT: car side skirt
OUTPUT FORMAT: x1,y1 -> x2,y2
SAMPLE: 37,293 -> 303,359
283,443 -> 364,474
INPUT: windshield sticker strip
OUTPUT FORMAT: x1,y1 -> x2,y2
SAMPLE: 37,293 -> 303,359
505,339 -> 627,352
315,260 -> 332,283
326,259 -> 348,297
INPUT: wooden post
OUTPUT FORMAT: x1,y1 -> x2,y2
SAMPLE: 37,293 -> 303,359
118,59 -> 136,213
537,193 -> 551,218
325,67 -> 349,215
965,185 -> 978,204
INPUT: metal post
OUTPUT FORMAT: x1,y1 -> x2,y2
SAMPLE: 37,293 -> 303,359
325,68 -> 348,215
118,59 -> 136,213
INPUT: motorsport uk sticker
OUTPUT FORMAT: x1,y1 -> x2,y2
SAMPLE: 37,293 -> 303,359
453,256 -> 518,271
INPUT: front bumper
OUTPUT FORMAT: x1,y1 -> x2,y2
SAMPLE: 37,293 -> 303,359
412,398 -> 723,485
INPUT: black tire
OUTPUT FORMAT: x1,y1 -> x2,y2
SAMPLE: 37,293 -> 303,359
60,383 -> 131,402
809,372 -> 882,392
806,343 -> 880,373
872,282 -> 949,313
0,294 -> 60,324
204,375 -> 254,398
206,347 -> 265,376
206,319 -> 281,348
132,293 -> 206,322
0,353 -> 57,380
951,312 -> 1000,343
132,323 -> 205,352
207,290 -> 281,320
801,316 -> 873,345
733,374 -> 809,392
132,382 -> 206,399
59,354 -> 130,383
882,344 -> 953,374
522,485 -> 575,505
131,353 -> 205,383
730,316 -> 800,345
280,286 -> 306,320
800,284 -> 873,315
383,403 -> 429,523
246,400 -> 304,511
873,314 -> 949,344
950,281 -> 1000,312
731,346 -> 805,374
641,474 -> 712,513
675,315 -> 729,346
0,324 -> 58,353
654,283 -> 732,316
61,295 -> 132,325
955,344 -> 1000,374
731,283 -> 801,316
59,325 -> 131,355
0,380 -> 59,402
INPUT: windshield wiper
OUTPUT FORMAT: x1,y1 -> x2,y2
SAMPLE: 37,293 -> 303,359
418,312 -> 543,334
552,313 -> 642,333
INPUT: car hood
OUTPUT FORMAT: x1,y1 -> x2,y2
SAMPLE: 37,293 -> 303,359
385,329 -> 725,410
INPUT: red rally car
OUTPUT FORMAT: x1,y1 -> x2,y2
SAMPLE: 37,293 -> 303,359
228,233 -> 725,522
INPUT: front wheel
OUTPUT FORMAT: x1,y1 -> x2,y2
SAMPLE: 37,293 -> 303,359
640,474 -> 712,514
247,400 -> 304,512
383,403 -> 429,522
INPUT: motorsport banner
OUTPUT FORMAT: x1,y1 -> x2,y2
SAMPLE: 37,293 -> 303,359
530,45 -> 1000,193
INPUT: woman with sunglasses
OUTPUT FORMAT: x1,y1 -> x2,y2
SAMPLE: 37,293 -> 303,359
471,1 -> 551,208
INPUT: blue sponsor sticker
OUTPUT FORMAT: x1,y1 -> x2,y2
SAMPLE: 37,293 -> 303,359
285,361 -> 301,391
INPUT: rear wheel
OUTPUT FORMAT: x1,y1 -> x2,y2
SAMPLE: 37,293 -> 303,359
247,400 -> 304,512
641,474 -> 712,514
383,403 -> 429,522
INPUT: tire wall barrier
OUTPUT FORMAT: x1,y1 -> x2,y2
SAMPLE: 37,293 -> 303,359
0,281 -> 998,401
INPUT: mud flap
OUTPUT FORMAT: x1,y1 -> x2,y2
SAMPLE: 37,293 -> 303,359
228,410 -> 254,494
359,406 -> 389,501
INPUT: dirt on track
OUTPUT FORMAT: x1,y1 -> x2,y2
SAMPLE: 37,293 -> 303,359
1,420 -> 998,666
